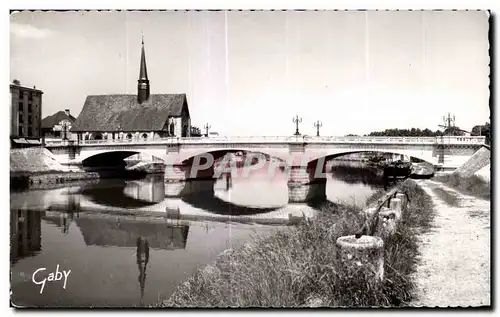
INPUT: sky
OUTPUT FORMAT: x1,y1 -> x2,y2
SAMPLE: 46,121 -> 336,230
10,10 -> 490,136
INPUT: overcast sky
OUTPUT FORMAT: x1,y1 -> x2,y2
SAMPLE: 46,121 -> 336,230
10,10 -> 490,136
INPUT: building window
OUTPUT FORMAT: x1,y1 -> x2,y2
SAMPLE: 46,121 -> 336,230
18,126 -> 23,136
28,116 -> 32,124
28,92 -> 33,101
28,104 -> 32,113
55,131 -> 61,138
169,122 -> 175,136
28,127 -> 32,137
142,133 -> 148,140
18,102 -> 23,111
19,91 -> 24,99
18,113 -> 23,124
126,133 -> 133,140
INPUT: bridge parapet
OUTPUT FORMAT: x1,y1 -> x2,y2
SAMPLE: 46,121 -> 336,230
44,135 -> 486,147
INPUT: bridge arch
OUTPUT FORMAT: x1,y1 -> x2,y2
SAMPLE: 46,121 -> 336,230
80,150 -> 165,169
304,149 -> 436,168
173,147 -> 290,165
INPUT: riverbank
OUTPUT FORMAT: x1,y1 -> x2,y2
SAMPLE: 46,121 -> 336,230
433,173 -> 490,200
10,147 -> 162,190
10,170 -> 101,191
157,179 -> 434,307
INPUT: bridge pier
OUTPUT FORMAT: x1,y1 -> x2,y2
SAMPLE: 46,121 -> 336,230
164,163 -> 216,197
165,179 -> 216,198
287,165 -> 327,203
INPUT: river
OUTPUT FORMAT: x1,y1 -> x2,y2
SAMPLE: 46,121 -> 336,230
10,161 -> 392,307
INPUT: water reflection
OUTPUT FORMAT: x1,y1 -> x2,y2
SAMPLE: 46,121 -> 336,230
42,210 -> 79,235
42,210 -> 190,250
80,175 -> 165,208
136,237 -> 149,307
10,210 -> 43,264
181,178 -> 282,216
10,161 -> 397,307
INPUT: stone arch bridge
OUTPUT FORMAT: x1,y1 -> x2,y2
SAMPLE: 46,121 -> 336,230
46,135 -> 486,203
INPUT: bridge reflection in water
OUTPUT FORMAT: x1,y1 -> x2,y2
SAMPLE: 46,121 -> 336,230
10,163 -> 396,307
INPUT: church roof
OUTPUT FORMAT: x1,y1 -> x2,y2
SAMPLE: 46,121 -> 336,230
41,111 -> 77,129
71,94 -> 188,132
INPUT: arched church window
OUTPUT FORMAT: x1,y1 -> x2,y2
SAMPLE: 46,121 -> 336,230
94,133 -> 103,140
126,133 -> 133,140
169,122 -> 175,136
142,133 -> 148,140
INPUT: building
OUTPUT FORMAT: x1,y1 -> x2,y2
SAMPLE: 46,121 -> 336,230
10,80 -> 43,147
41,109 -> 77,142
71,38 -> 191,141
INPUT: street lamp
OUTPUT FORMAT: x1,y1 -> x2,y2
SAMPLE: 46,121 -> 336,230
293,115 -> 302,136
313,120 -> 323,137
204,123 -> 211,137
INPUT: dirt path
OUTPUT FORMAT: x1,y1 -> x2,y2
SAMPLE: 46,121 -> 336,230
411,179 -> 490,307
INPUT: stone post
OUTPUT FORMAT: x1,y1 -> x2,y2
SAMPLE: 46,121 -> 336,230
395,193 -> 407,212
389,198 -> 402,221
336,235 -> 385,283
377,207 -> 397,239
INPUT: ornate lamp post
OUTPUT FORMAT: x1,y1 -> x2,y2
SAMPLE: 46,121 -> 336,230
62,122 -> 69,141
204,123 -> 211,137
313,120 -> 323,137
293,115 -> 302,136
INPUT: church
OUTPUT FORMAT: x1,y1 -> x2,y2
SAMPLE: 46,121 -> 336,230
71,38 -> 191,141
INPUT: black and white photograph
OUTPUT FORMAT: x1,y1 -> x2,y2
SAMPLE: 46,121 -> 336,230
8,8 -> 491,308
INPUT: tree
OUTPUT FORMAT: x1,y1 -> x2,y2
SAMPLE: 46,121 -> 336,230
443,126 -> 465,136
367,128 -> 444,137
471,122 -> 491,145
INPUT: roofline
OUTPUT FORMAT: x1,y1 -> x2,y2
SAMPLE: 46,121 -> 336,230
70,129 -> 168,132
84,93 -> 187,97
10,84 -> 44,93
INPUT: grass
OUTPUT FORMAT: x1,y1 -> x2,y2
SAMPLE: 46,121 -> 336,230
430,187 -> 460,207
156,179 -> 435,308
434,173 -> 490,200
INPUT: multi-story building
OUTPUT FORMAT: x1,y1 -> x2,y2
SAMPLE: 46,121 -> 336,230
10,79 -> 43,147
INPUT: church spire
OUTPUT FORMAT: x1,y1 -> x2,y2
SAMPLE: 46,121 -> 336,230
137,34 -> 150,103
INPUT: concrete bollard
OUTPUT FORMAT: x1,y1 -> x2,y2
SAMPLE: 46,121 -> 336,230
389,198 -> 402,221
336,235 -> 385,283
378,207 -> 397,239
395,193 -> 407,212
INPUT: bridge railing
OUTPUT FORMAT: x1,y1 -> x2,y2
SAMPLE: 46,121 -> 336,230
44,135 -> 487,146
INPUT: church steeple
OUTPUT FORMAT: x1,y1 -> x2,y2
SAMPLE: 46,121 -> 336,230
137,35 -> 150,104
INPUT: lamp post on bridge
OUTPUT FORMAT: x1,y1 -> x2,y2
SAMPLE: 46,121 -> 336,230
293,115 -> 302,136
313,120 -> 323,137
204,123 -> 211,137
